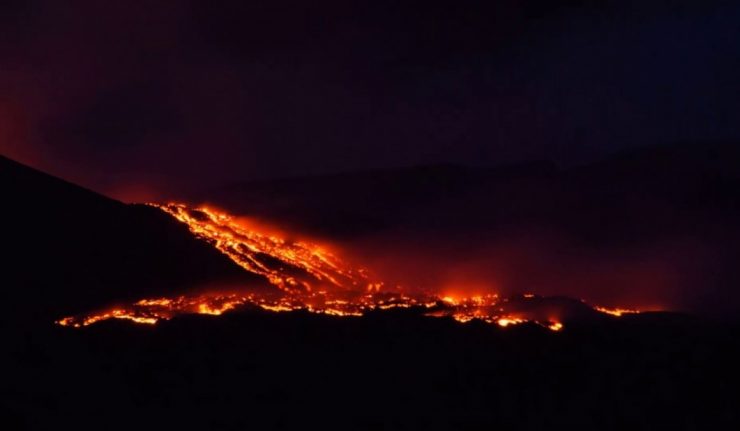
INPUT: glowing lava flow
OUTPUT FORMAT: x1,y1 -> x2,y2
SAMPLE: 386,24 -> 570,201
56,203 -> 641,330
153,203 -> 368,293
594,306 -> 640,317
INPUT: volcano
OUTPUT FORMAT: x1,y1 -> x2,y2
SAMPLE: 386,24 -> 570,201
2,153 -> 642,330
4,150 -> 740,430
53,201 -> 640,331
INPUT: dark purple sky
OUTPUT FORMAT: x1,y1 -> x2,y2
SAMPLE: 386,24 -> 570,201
1,0 -> 738,200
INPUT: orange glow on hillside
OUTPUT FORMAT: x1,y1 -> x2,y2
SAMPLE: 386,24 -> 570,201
594,306 -> 641,317
56,203 -> 644,331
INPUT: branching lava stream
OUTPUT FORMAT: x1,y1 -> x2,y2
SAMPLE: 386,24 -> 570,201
57,203 -> 640,330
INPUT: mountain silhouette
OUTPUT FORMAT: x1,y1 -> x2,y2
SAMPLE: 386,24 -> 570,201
202,141 -> 740,240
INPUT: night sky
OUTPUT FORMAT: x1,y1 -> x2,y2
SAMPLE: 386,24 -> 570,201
1,0 -> 738,199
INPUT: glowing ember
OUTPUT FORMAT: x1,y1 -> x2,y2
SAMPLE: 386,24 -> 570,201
593,306 -> 640,317
496,317 -> 526,327
56,203 -> 642,331
548,322 -> 564,331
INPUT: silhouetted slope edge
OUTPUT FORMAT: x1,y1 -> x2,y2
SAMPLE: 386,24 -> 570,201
202,141 -> 740,238
0,155 -> 264,323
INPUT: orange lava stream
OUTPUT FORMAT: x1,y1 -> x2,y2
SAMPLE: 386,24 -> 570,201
56,291 -> 569,330
593,306 -> 641,317
56,203 -> 641,331
153,203 -> 368,293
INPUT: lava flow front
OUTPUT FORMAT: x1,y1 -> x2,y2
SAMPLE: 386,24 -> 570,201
57,203 -> 640,330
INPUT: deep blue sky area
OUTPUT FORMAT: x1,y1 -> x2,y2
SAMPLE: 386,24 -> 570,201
0,0 -> 738,199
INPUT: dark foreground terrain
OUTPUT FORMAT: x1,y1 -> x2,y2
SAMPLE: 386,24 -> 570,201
6,309 -> 740,430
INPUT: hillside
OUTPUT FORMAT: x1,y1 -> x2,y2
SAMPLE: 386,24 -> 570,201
0,155 -> 265,324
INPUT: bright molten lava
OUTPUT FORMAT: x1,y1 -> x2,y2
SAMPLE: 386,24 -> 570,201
154,203 -> 368,293
57,203 -> 641,330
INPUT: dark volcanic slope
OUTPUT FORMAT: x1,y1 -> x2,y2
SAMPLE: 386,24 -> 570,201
203,160 -> 560,237
0,155 -> 265,324
204,141 -> 740,240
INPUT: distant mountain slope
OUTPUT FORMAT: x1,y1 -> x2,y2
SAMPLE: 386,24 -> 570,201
0,155 -> 265,324
201,142 -> 740,240
200,161 -> 560,236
